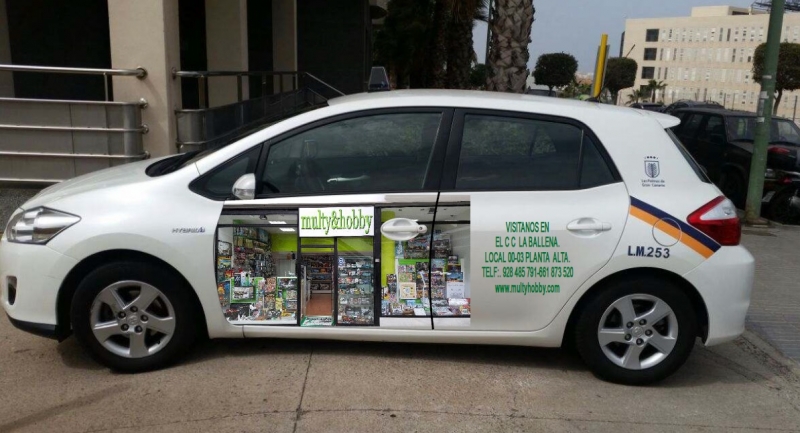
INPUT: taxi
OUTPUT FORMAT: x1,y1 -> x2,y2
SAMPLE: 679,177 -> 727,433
1,90 -> 753,384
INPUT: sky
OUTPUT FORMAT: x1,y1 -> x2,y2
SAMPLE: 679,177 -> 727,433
472,0 -> 756,73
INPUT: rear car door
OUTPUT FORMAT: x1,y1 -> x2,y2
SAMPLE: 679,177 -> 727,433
432,110 -> 629,331
675,113 -> 705,168
694,114 -> 726,180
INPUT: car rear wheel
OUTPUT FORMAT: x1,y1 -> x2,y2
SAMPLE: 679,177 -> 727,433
575,277 -> 697,385
768,188 -> 800,225
71,261 -> 200,372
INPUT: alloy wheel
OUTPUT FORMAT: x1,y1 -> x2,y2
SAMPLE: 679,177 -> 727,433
597,294 -> 679,370
89,280 -> 176,358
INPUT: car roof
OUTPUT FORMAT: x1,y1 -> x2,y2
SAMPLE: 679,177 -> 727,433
327,89 -> 680,128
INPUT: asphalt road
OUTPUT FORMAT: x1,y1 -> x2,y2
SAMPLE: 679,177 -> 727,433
1,316 -> 799,433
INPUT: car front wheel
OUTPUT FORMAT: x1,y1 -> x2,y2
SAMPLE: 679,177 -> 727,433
71,261 -> 200,372
575,278 -> 697,385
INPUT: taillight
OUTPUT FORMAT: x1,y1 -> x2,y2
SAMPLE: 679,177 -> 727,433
768,146 -> 792,155
687,196 -> 741,246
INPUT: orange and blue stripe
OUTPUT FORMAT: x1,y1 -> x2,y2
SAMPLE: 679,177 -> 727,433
629,197 -> 720,259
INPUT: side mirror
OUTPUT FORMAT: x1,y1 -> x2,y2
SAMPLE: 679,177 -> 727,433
232,173 -> 256,200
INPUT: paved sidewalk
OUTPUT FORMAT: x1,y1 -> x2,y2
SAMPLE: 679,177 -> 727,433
741,226 -> 800,362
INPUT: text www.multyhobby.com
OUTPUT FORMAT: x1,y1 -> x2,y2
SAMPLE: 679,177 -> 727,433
495,282 -> 560,295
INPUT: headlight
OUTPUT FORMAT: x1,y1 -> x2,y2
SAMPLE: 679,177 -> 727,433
4,207 -> 81,244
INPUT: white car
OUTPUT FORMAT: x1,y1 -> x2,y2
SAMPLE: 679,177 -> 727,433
1,90 -> 753,384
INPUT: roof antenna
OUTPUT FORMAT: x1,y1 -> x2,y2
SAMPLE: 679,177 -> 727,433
368,66 -> 391,92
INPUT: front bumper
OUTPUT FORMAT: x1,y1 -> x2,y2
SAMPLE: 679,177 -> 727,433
683,245 -> 755,346
0,238 -> 77,336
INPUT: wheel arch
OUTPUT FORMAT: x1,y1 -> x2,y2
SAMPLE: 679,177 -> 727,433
55,249 -> 208,342
563,267 -> 709,348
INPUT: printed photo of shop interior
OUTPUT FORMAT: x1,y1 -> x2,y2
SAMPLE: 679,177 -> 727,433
215,207 -> 471,329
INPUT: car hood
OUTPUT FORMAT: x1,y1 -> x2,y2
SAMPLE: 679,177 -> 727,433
21,157 -> 172,210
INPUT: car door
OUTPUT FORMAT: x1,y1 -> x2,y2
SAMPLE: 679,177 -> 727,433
203,108 -> 453,334
675,113 -> 705,168
431,109 -> 629,331
693,114 -> 726,180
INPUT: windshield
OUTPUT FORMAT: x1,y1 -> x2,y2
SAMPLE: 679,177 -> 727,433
726,116 -> 800,145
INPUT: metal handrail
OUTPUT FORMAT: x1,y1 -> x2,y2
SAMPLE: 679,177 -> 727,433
172,70 -> 299,78
0,64 -> 146,77
172,69 -> 345,109
0,63 -> 147,102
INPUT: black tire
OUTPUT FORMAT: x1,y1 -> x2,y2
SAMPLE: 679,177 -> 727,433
718,171 -> 746,208
574,277 -> 697,385
71,261 -> 200,372
768,188 -> 800,225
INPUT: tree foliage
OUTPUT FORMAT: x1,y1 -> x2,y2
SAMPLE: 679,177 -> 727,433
753,42 -> 800,114
469,63 -> 489,89
532,53 -> 578,95
603,57 -> 638,104
373,0 -> 487,89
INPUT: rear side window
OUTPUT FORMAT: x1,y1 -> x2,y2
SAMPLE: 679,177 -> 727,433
666,129 -> 711,183
680,113 -> 703,137
455,114 -> 616,190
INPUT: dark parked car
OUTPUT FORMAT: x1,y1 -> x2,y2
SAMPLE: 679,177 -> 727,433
662,100 -> 723,115
670,108 -> 800,215
630,102 -> 664,112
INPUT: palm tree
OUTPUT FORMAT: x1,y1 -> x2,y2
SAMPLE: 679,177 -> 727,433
627,89 -> 648,105
486,0 -> 535,93
444,0 -> 488,89
646,80 -> 667,103
425,0 -> 488,89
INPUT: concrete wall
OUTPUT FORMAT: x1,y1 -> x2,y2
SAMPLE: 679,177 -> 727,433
108,0 -> 182,158
205,0 -> 249,107
0,0 -> 13,97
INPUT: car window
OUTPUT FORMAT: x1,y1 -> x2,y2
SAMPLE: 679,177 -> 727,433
698,115 -> 725,143
580,135 -> 617,188
455,115 -> 589,190
260,112 -> 442,195
190,146 -> 262,199
775,119 -> 800,145
680,113 -> 703,138
666,129 -> 711,183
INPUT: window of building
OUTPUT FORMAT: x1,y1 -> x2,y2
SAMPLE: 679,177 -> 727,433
719,28 -> 724,42
643,48 -> 657,61
679,48 -> 684,61
732,49 -> 736,63
261,112 -> 442,196
665,48 -> 671,61
455,115 -> 612,191
669,29 -> 673,41
664,67 -> 669,79
646,29 -> 659,42
657,67 -> 661,80
659,48 -> 664,61
641,67 -> 655,79
727,28 -> 731,41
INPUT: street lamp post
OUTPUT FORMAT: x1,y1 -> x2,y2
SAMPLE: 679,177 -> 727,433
745,0 -> 786,224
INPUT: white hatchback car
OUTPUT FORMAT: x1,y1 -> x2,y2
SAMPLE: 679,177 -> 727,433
1,90 -> 753,384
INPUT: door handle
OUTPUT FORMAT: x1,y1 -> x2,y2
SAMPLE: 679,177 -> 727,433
567,219 -> 612,232
381,218 -> 427,241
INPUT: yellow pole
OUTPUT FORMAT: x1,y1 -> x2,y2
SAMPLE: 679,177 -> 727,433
592,34 -> 609,98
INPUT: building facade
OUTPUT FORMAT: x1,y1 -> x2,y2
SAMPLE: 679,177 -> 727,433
0,0 -> 385,158
622,5 -> 800,119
